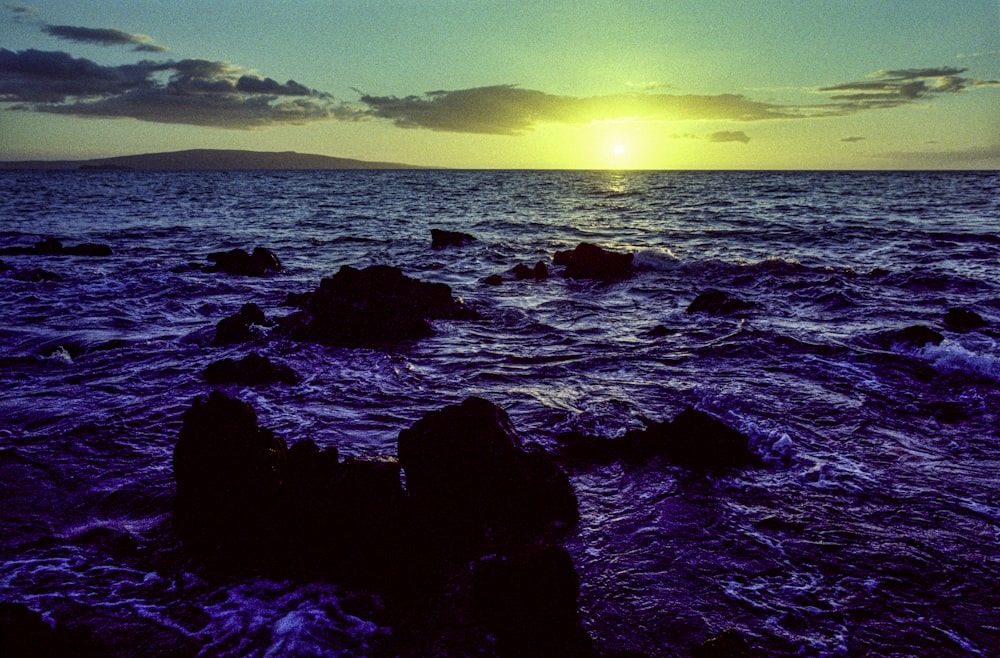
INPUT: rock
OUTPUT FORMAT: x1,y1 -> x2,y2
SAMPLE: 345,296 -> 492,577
0,238 -> 112,257
473,544 -> 593,658
431,228 -> 476,248
0,602 -> 100,658
64,243 -> 113,257
285,264 -> 475,346
558,407 -> 760,469
398,397 -> 578,538
211,303 -> 272,346
691,628 -> 756,657
12,268 -> 62,282
878,325 -> 944,349
686,289 -> 755,315
206,246 -> 282,276
553,242 -> 633,281
172,391 -> 287,551
484,273 -> 503,286
511,261 -> 549,280
944,307 -> 986,331
647,324 -> 672,337
656,407 -> 760,469
204,352 -> 298,386
0,259 -> 7,272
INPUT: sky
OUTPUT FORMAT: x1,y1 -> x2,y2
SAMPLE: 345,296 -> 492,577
1,1 -> 998,169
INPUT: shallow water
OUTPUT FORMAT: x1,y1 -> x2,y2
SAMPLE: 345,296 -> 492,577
1,169 -> 999,656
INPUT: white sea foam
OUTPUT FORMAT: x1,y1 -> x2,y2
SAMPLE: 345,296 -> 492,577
632,248 -> 680,271
919,340 -> 1000,382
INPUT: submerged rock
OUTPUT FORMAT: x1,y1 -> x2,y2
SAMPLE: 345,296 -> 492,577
558,406 -> 760,469
0,602 -> 101,658
473,544 -> 594,658
877,324 -> 944,349
687,289 -> 755,315
431,228 -> 476,248
212,303 -> 272,346
944,307 -> 986,331
12,268 -> 62,282
398,396 -> 578,538
284,264 -> 475,346
511,261 -> 549,280
553,242 -> 633,281
204,352 -> 297,386
0,238 -> 112,257
206,246 -> 282,276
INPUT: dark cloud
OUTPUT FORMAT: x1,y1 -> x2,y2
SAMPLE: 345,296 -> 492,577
708,130 -> 750,144
0,49 -> 360,128
42,24 -> 169,52
360,85 -> 794,135
816,67 -> 1000,111
8,4 -> 39,13
876,143 -> 1000,167
840,136 -> 866,143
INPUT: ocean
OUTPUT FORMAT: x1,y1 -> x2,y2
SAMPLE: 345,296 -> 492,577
1,169 -> 998,656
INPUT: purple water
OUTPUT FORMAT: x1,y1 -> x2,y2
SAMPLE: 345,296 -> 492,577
1,169 -> 999,656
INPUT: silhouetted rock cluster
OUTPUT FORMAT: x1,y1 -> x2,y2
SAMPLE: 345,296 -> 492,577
172,392 -> 587,655
282,264 -> 476,346
553,242 -> 633,281
876,325 -> 944,350
431,228 -> 476,248
484,261 -> 549,286
687,289 -> 755,315
0,237 -> 112,257
204,352 -> 297,385
212,303 -> 273,346
0,602 -> 101,658
206,246 -> 282,276
559,406 -> 761,469
944,307 -> 986,331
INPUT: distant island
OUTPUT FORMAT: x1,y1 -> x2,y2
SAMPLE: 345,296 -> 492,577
0,149 -> 426,170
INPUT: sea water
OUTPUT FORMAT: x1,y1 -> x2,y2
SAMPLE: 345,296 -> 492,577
1,169 -> 998,656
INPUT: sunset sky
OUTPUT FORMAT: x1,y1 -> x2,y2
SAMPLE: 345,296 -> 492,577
2,1 -> 998,169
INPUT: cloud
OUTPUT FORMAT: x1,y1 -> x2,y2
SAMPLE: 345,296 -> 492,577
708,130 -> 750,144
359,85 -> 796,135
876,143 -> 1000,168
8,4 -> 39,13
840,136 -> 866,143
0,49 -> 360,128
42,24 -> 169,52
816,67 -> 1000,111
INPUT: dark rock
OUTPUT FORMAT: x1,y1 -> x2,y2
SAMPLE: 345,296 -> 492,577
484,273 -> 503,286
284,264 -> 475,346
431,228 -> 476,248
204,352 -> 298,386
691,628 -> 756,658
398,397 -> 578,538
0,238 -> 111,257
64,243 -> 113,257
0,602 -> 100,658
553,242 -> 633,281
206,246 -> 282,276
878,325 -> 944,349
687,289 -> 755,315
944,307 -> 986,331
657,407 -> 760,469
647,324 -> 671,337
281,291 -> 312,307
0,259 -> 7,272
473,544 -> 593,658
172,391 -> 286,551
212,303 -> 272,346
511,261 -> 550,281
558,407 -> 760,469
12,268 -> 62,282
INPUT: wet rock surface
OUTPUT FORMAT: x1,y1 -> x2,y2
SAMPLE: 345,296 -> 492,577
282,264 -> 476,346
553,242 -> 633,281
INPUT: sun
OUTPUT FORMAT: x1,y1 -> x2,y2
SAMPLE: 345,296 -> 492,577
612,143 -> 626,157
